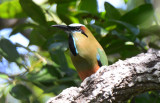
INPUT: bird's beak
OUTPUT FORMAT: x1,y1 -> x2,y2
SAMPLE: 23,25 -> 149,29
51,25 -> 69,31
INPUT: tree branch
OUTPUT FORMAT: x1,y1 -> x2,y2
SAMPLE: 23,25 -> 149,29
47,49 -> 160,103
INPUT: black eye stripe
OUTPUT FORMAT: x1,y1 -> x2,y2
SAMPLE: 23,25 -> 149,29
68,34 -> 78,56
68,26 -> 81,31
81,30 -> 88,38
69,26 -> 88,37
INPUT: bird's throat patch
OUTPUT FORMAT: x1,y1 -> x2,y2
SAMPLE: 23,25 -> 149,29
68,34 -> 78,56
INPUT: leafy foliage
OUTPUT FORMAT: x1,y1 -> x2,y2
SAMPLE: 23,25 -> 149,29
0,0 -> 26,18
10,84 -> 32,100
0,38 -> 20,62
0,0 -> 160,103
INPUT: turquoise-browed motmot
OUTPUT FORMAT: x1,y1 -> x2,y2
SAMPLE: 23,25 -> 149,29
52,24 -> 108,80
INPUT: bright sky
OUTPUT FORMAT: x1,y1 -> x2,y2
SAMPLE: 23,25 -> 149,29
98,0 -> 126,12
0,28 -> 29,46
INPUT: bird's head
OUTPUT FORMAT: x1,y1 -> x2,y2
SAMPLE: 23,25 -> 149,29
51,23 -> 88,37
51,23 -> 95,56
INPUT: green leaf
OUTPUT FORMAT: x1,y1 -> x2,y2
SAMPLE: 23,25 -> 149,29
10,84 -> 32,100
139,25 -> 160,39
27,64 -> 60,82
78,0 -> 98,14
0,38 -> 20,62
135,92 -> 160,103
102,36 -> 126,54
104,2 -> 121,20
149,43 -> 160,49
120,4 -> 154,25
3,84 -> 13,97
29,28 -> 46,46
90,24 -> 109,37
45,64 -> 62,78
44,85 -> 68,95
49,0 -> 75,4
10,23 -> 37,36
0,55 -> 2,62
49,42 -> 69,72
110,20 -> 140,35
105,37 -> 141,59
75,12 -> 100,23
111,30 -> 129,41
0,0 -> 26,18
0,94 -> 5,103
64,51 -> 75,69
29,24 -> 57,48
49,42 -> 77,78
0,74 -> 9,79
145,0 -> 152,4
124,0 -> 129,3
19,0 -> 46,24
56,2 -> 75,24
120,45 -> 141,59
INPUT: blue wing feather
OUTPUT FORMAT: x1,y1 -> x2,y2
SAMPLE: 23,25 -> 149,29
96,53 -> 102,67
97,48 -> 108,66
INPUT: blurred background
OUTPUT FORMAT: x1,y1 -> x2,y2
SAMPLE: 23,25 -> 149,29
0,0 -> 160,102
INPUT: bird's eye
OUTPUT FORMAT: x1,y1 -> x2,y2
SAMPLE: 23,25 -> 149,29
77,27 -> 80,30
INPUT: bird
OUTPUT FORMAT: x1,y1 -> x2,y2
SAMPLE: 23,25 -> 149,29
52,24 -> 108,80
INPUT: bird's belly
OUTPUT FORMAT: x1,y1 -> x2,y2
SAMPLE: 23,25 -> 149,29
70,53 -> 100,80
70,49 -> 97,71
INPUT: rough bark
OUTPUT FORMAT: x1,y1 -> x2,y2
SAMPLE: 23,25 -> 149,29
47,49 -> 160,103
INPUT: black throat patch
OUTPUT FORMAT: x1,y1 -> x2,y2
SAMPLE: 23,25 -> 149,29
68,34 -> 78,56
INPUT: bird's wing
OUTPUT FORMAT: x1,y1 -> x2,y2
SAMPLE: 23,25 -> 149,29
97,48 -> 108,66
